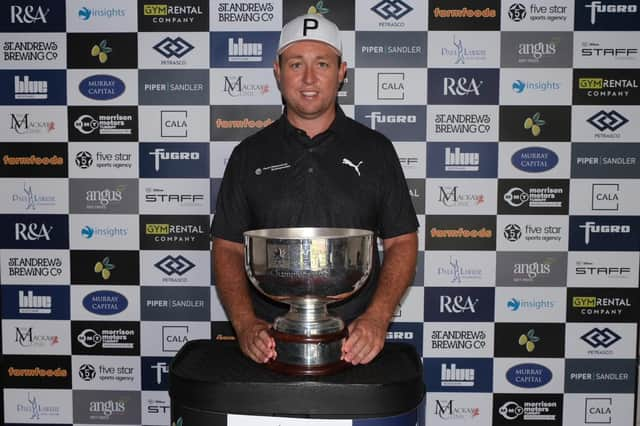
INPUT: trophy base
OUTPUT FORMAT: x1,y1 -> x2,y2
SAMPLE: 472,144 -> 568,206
267,328 -> 350,376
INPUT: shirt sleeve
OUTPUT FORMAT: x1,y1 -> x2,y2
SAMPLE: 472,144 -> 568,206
211,144 -> 252,243
376,138 -> 419,239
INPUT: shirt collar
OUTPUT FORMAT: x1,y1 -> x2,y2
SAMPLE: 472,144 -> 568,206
282,105 -> 347,147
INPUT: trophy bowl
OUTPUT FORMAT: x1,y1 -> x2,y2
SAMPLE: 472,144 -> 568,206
244,227 -> 374,376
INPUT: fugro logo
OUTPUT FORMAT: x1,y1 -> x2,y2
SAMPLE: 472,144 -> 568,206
576,0 -> 640,30
140,143 -> 209,178
82,290 -> 128,315
355,106 -> 426,141
79,75 -> 125,101
570,216 -> 639,251
428,69 -> 499,104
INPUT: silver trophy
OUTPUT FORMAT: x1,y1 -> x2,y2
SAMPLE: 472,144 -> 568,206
244,227 -> 374,375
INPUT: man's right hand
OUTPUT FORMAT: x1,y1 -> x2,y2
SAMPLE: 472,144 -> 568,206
236,318 -> 277,363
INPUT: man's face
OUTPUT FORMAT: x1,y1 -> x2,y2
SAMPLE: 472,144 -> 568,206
274,40 -> 347,123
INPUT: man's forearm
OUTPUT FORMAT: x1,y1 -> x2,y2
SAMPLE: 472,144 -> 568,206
362,232 -> 418,323
212,238 -> 257,331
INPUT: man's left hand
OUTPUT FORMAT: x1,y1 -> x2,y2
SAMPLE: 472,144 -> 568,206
341,315 -> 388,365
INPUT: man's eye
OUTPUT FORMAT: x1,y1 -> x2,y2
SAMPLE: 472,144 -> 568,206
318,62 -> 329,68
290,62 -> 302,69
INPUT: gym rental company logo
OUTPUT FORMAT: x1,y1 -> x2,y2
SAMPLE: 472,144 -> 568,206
573,69 -> 640,105
568,289 -> 636,322
140,0 -> 208,31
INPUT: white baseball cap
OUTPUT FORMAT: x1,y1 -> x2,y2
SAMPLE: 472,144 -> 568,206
277,14 -> 342,56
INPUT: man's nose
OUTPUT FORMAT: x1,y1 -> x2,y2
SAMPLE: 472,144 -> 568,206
302,65 -> 316,84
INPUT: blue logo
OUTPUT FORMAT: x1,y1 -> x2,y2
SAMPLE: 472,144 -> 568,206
1,285 -> 70,320
79,74 -> 125,101
82,290 -> 128,315
81,226 -> 94,239
0,70 -> 67,105
423,358 -> 493,392
511,147 -> 558,173
506,363 -> 553,388
210,31 -> 279,68
512,80 -> 525,93
78,7 -> 91,20
427,142 -> 498,178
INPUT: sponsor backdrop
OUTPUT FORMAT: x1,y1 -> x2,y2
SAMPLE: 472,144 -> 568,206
0,0 -> 638,425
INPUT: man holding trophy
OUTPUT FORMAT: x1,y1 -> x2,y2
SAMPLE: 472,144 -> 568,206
212,13 -> 418,372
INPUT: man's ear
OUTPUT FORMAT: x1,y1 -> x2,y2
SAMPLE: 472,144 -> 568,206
273,60 -> 281,90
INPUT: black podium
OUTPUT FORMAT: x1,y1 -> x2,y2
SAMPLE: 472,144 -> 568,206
169,339 -> 425,425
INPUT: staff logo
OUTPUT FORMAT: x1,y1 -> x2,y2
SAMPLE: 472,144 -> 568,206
153,37 -> 194,58
587,110 -> 628,131
371,0 -> 413,20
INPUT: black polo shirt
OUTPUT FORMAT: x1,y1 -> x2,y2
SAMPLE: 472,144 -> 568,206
212,106 -> 418,322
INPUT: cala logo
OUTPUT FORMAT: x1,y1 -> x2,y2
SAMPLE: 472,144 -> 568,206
79,75 -> 125,101
506,363 -> 552,388
511,146 -> 558,173
82,290 -> 128,315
